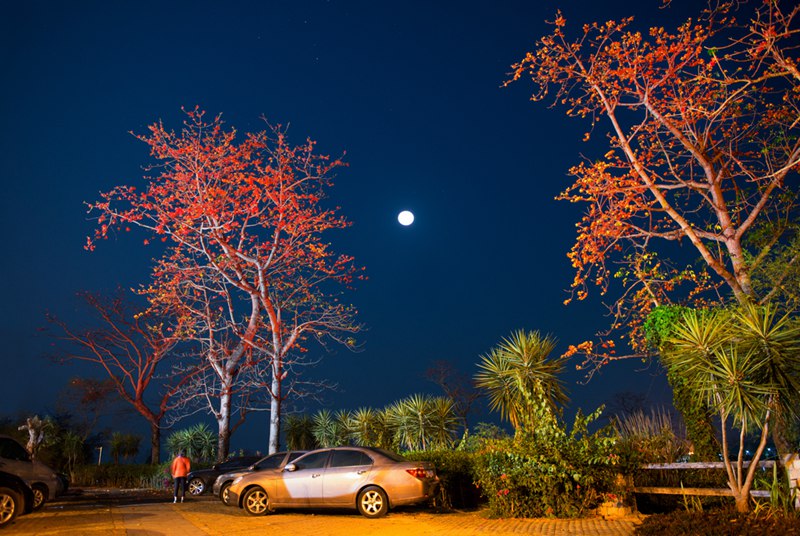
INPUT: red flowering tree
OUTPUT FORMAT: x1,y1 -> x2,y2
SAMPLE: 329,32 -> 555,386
509,1 -> 800,374
88,109 -> 361,455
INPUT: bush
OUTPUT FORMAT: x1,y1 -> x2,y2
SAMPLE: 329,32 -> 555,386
473,406 -> 619,518
404,450 -> 481,509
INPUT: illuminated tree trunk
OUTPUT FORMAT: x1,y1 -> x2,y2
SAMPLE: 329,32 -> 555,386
268,358 -> 282,454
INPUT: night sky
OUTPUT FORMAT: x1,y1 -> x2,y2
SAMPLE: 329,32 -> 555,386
1,0 -> 699,450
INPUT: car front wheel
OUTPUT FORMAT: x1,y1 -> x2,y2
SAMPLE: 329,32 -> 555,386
188,478 -> 205,495
31,485 -> 47,510
219,482 -> 232,505
242,487 -> 270,516
0,487 -> 22,527
357,486 -> 388,518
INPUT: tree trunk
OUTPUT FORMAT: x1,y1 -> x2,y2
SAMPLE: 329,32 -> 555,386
217,389 -> 232,461
150,422 -> 161,464
269,369 -> 282,454
734,493 -> 750,513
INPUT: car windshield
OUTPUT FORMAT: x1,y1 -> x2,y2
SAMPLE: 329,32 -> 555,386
254,453 -> 285,470
0,438 -> 30,462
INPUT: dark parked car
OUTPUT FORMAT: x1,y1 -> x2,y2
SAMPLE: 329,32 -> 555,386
187,456 -> 262,495
0,471 -> 34,528
227,447 -> 439,518
212,451 -> 307,505
0,435 -> 61,510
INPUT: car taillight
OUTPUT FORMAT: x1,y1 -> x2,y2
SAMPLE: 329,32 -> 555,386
406,467 -> 433,479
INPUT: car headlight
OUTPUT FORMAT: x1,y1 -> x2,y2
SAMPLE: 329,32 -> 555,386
233,476 -> 243,485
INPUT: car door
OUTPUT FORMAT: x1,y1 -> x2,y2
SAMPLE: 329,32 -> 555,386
273,450 -> 330,507
322,449 -> 374,506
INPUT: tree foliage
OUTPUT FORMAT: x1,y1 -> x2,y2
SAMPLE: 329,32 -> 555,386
87,109 -> 362,455
509,1 -> 800,375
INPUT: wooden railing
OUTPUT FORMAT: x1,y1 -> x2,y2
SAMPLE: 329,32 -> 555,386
633,461 -> 776,498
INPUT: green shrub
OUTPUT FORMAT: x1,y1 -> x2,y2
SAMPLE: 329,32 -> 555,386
404,450 -> 481,509
473,406 -> 619,518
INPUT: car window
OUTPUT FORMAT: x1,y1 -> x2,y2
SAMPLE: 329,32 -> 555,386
0,438 -> 29,461
330,450 -> 373,468
287,451 -> 305,462
293,451 -> 329,470
254,453 -> 285,470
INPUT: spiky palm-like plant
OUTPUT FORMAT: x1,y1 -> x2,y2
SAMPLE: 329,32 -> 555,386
166,423 -> 216,462
475,330 -> 568,432
386,396 -> 420,451
284,414 -> 318,450
346,408 -> 381,447
662,304 -> 800,513
312,409 -> 350,448
425,396 -> 459,449
386,394 -> 459,451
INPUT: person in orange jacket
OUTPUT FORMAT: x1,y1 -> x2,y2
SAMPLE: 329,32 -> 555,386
170,450 -> 191,503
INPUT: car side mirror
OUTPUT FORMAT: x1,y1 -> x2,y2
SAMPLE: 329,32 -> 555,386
284,463 -> 297,472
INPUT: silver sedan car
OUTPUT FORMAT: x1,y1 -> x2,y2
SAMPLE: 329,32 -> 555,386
212,450 -> 307,505
227,447 -> 439,518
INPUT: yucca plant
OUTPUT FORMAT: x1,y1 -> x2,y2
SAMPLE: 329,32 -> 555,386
475,330 -> 568,433
425,397 -> 459,449
662,304 -> 800,513
346,407 -> 381,446
386,394 -> 459,451
312,409 -> 349,447
284,414 -> 318,450
166,423 -> 216,462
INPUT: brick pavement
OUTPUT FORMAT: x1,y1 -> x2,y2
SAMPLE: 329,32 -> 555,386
7,497 -> 641,535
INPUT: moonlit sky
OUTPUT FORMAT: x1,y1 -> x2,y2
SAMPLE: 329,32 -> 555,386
1,0 -> 701,451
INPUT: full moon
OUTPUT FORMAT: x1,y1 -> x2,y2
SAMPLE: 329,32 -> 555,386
397,210 -> 415,226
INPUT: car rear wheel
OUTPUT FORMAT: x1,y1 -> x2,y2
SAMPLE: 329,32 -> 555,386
357,486 -> 388,518
31,485 -> 47,511
0,487 -> 22,527
242,487 -> 270,516
188,478 -> 205,495
219,482 -> 232,505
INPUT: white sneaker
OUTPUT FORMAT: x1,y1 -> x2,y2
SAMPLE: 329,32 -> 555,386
173,497 -> 177,503
180,497 -> 184,503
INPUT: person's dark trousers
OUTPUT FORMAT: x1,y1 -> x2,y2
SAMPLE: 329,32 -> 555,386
174,477 -> 187,501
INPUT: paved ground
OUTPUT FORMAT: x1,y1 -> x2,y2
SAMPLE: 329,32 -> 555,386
7,489 -> 642,535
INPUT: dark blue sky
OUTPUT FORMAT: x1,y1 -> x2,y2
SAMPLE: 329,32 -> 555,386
1,0 -> 699,450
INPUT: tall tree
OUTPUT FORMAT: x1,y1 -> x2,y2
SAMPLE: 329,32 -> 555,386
48,291 -> 196,463
88,109 -> 361,454
508,1 -> 800,374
